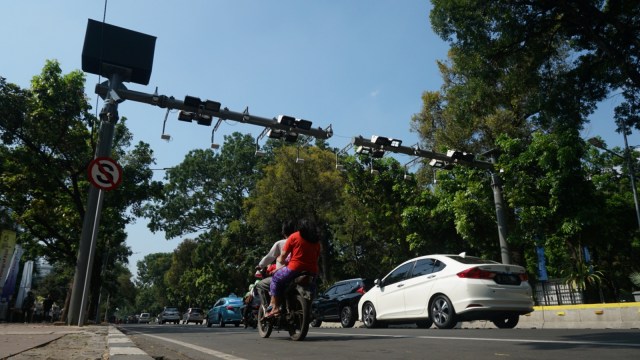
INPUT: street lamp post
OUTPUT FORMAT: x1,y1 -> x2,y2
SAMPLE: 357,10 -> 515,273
587,133 -> 640,232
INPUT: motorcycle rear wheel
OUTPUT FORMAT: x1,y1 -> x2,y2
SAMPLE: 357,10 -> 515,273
257,305 -> 272,338
288,293 -> 310,341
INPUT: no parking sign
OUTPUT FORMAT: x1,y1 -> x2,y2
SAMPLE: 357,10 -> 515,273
88,157 -> 123,191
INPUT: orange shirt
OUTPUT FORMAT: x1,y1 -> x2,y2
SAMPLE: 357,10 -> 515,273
283,231 -> 320,273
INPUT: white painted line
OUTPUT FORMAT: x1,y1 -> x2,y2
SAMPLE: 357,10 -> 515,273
311,331 -> 640,348
142,333 -> 248,360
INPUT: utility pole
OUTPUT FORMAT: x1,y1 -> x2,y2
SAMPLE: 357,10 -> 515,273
486,151 -> 511,264
67,73 -> 121,326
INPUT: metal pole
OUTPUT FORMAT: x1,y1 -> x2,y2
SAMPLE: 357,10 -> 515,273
67,73 -> 121,326
621,121 -> 640,232
488,153 -> 511,264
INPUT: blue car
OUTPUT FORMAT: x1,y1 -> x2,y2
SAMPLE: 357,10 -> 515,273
207,295 -> 244,327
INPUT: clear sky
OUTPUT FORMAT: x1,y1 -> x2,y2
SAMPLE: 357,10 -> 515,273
2,0 -> 635,278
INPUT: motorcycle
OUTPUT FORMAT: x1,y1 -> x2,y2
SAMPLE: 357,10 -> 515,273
241,299 -> 259,329
256,272 -> 314,341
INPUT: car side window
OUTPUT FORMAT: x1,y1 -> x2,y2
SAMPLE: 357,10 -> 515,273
411,258 -> 436,278
383,262 -> 414,286
325,285 -> 339,296
433,260 -> 446,273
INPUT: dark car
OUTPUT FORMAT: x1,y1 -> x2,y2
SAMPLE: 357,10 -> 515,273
311,278 -> 373,328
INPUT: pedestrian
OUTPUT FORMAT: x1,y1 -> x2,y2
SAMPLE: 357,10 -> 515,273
22,291 -> 35,323
43,294 -> 54,322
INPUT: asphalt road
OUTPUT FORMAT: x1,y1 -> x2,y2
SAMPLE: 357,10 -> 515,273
119,323 -> 640,360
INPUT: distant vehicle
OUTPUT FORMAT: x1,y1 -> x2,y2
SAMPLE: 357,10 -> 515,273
158,306 -> 181,324
138,313 -> 151,324
182,307 -> 204,325
358,253 -> 534,329
311,278 -> 373,328
207,295 -> 243,327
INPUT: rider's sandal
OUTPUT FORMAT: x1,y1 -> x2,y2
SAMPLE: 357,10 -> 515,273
265,310 -> 280,318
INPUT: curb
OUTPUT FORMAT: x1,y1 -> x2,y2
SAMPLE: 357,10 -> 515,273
108,325 -> 154,359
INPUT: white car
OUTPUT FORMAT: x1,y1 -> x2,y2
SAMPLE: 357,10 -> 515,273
138,312 -> 151,323
358,253 -> 534,329
158,306 -> 181,324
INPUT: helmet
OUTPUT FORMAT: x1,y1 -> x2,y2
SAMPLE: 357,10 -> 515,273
254,269 -> 263,279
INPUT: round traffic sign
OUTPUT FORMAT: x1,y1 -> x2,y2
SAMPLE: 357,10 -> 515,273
88,157 -> 123,191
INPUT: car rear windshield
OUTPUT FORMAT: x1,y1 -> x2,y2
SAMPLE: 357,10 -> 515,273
165,307 -> 178,312
446,255 -> 499,264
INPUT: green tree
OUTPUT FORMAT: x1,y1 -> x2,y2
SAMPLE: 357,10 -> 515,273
142,133 -> 267,306
135,252 -> 172,314
246,145 -> 344,282
0,60 -> 159,317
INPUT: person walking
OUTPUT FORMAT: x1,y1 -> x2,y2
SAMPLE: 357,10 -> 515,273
43,294 -> 54,322
22,291 -> 35,323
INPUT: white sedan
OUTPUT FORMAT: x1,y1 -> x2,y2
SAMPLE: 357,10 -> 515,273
358,253 -> 534,329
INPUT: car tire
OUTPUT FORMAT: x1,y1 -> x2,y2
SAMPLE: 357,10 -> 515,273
207,319 -> 212,328
416,318 -> 433,329
219,316 -> 225,328
340,306 -> 357,328
430,294 -> 457,329
310,318 -> 322,328
362,302 -> 381,329
492,315 -> 519,329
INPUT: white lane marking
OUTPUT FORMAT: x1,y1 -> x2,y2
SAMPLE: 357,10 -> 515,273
311,331 -> 640,348
142,333 -> 248,360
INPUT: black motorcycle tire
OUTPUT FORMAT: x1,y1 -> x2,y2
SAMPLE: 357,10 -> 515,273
288,293 -> 310,341
257,305 -> 273,338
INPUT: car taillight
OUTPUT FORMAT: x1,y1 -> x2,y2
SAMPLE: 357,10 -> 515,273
519,273 -> 529,281
356,286 -> 366,295
457,267 -> 496,279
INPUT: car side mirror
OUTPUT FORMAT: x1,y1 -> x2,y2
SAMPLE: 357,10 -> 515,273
374,278 -> 381,287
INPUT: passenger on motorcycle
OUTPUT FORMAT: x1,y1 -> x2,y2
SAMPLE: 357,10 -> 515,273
265,218 -> 321,318
254,220 -> 296,303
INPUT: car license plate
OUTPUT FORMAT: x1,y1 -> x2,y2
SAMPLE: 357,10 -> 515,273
494,273 -> 521,285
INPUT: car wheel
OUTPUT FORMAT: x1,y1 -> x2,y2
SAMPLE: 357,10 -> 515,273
430,294 -> 457,329
310,317 -> 322,328
416,318 -> 433,329
219,315 -> 225,328
340,306 -> 357,328
492,315 -> 519,329
206,319 -> 212,328
362,302 -> 380,329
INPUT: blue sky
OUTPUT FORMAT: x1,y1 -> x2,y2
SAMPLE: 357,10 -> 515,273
2,1 -> 634,278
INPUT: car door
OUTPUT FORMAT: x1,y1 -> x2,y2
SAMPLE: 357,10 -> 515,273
376,261 -> 414,319
211,299 -> 222,319
319,284 -> 342,320
403,258 -> 441,316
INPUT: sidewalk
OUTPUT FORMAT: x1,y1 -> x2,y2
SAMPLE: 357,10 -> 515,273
0,322 -> 152,359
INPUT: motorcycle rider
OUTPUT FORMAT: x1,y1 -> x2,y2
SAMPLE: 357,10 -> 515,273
254,220 -> 296,304
242,279 -> 261,328
265,218 -> 321,318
